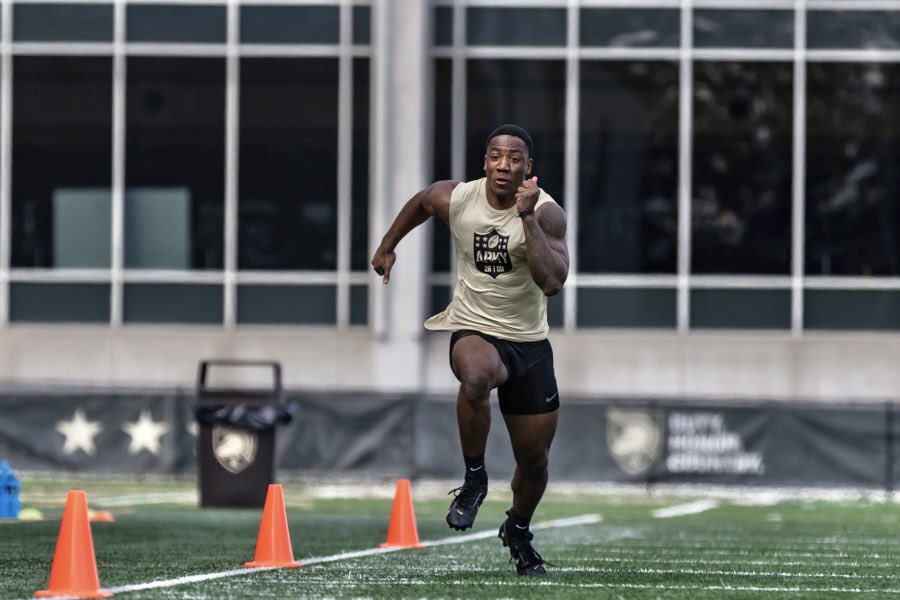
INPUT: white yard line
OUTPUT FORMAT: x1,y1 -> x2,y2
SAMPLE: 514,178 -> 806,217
312,564 -> 900,580
92,492 -> 198,507
652,498 -> 720,518
101,514 -> 602,595
602,538 -> 900,550
104,567 -> 275,594
581,555 -> 900,569
556,583 -> 900,594
300,580 -> 900,594
544,566 -> 900,580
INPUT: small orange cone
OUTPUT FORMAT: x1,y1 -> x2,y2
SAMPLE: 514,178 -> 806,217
35,490 -> 112,598
380,479 -> 424,548
244,484 -> 301,568
88,510 -> 115,523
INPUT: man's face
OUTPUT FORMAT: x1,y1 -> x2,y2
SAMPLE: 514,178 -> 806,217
483,135 -> 532,198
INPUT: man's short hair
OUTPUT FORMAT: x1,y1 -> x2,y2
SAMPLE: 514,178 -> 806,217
485,124 -> 533,157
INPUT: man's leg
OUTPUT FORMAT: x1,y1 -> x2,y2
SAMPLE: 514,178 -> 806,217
445,335 -> 508,530
451,335 -> 508,457
503,411 -> 558,520
498,410 -> 558,575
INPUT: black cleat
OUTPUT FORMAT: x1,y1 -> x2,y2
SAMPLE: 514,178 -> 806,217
498,513 -> 549,576
445,480 -> 487,531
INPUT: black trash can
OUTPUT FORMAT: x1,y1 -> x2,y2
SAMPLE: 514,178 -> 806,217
194,360 -> 292,508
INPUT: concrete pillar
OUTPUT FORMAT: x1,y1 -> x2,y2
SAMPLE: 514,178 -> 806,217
369,0 -> 431,390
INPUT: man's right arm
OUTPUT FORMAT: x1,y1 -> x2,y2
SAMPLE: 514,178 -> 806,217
371,180 -> 458,284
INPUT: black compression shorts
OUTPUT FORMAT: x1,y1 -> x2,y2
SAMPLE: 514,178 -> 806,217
449,330 -> 560,415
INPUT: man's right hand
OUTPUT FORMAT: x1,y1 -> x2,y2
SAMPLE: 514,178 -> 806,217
371,246 -> 396,284
369,180 -> 456,285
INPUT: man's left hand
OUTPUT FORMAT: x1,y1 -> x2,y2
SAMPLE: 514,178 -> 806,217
516,176 -> 540,214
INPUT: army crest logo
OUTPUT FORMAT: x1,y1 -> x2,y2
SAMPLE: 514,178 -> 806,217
212,425 -> 258,474
606,408 -> 664,476
474,228 -> 512,278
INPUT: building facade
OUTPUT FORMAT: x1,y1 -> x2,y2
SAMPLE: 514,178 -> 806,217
0,0 -> 898,401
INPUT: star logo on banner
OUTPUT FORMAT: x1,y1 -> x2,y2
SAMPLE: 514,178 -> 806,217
56,408 -> 103,456
122,409 -> 170,455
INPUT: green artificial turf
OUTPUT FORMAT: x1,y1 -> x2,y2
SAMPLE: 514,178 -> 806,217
2,476 -> 898,599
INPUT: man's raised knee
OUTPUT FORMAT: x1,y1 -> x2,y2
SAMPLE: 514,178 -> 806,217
459,369 -> 493,403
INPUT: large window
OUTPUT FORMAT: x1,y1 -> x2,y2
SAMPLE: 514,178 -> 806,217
431,0 -> 900,333
239,58 -> 338,271
579,61 -> 679,274
805,62 -> 900,331
692,61 -> 793,275
806,63 -> 900,277
12,56 -> 112,269
126,57 -> 226,270
2,2 -> 371,327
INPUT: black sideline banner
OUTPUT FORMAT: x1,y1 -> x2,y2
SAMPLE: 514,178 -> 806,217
0,389 -> 895,490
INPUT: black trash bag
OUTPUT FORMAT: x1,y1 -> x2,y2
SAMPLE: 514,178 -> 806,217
194,402 -> 294,431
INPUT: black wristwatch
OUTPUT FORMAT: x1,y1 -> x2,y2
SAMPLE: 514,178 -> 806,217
518,207 -> 535,218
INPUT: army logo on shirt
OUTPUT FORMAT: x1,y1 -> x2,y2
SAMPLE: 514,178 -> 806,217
474,228 -> 512,278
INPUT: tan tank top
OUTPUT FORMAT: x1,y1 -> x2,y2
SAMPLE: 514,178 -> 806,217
424,177 -> 556,341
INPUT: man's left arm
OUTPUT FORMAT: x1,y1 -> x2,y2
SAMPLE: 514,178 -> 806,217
515,177 -> 569,296
521,202 -> 569,296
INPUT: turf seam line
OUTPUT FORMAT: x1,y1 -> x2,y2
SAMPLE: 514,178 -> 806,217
97,513 -> 602,595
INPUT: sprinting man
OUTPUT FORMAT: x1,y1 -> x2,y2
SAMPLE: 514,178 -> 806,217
371,124 -> 569,576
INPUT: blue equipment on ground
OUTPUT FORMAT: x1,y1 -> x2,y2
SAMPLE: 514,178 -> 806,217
0,460 -> 21,519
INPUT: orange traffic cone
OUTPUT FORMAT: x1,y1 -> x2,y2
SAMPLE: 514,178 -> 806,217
244,484 -> 301,568
35,490 -> 112,598
380,479 -> 424,548
88,509 -> 115,523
